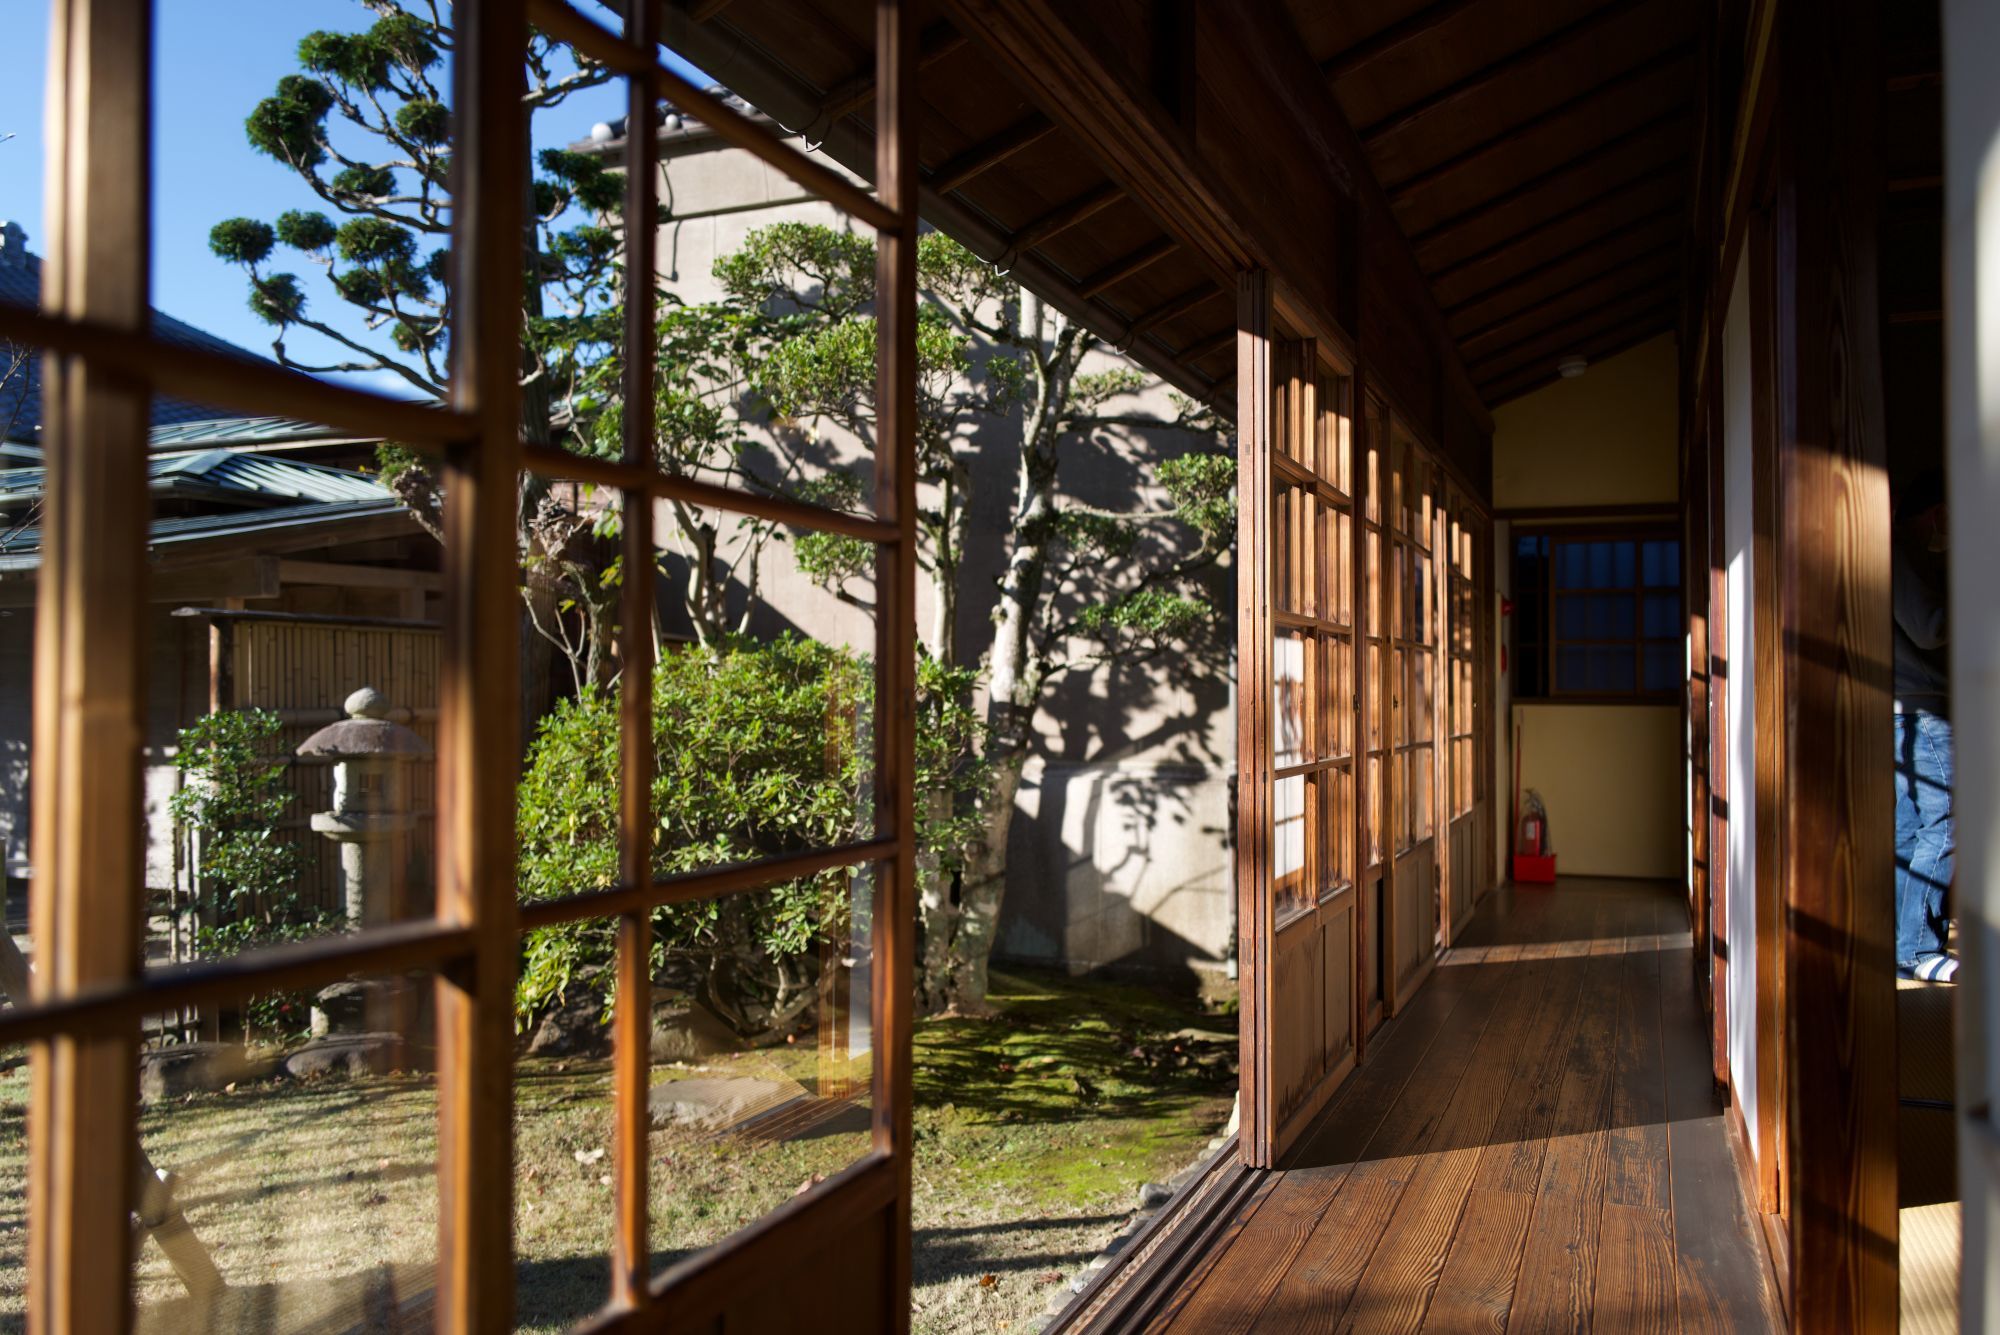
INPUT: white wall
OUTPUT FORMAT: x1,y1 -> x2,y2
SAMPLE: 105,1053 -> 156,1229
1721,257 -> 1759,1160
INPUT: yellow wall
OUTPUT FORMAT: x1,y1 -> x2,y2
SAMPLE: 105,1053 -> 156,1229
1494,334 -> 1682,882
1492,335 -> 1679,511
1513,703 -> 1684,879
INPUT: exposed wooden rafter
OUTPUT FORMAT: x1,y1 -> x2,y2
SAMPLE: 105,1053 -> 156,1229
1358,0 -> 1648,144
1472,297 -> 1672,391
1425,158 -> 1685,285
1005,182 -> 1126,258
813,21 -> 967,126
1458,254 -> 1679,358
1384,43 -> 1693,200
1076,236 -> 1180,299
1410,108 -> 1687,246
1466,271 -> 1679,371
1443,205 -> 1680,318
926,114 -> 1057,195
1317,0 -> 1484,81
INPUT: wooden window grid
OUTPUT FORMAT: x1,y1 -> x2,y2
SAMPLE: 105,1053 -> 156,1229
1270,345 -> 1355,924
2,0 -> 920,1329
1521,524 -> 1682,703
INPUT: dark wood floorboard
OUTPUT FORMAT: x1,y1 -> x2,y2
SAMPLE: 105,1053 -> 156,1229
1156,879 -> 1780,1334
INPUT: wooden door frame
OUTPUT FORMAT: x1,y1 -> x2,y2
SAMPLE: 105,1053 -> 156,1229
9,1 -> 924,1330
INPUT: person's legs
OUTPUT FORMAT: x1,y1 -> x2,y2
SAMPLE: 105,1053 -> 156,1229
1904,715 -> 1952,963
1895,710 -> 1927,970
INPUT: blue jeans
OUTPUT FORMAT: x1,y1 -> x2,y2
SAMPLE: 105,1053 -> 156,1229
1894,709 -> 1955,969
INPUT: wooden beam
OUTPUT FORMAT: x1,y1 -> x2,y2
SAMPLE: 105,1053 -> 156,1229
925,114 -> 1056,195
1426,159 -> 1686,287
1005,182 -> 1125,257
1409,107 -> 1689,248
1358,0 -> 1649,144
276,558 -> 443,590
1075,235 -> 1180,300
31,4 -> 152,1328
1319,0 -> 1484,82
1385,43 -> 1694,200
1444,207 -> 1681,320
0,556 -> 286,608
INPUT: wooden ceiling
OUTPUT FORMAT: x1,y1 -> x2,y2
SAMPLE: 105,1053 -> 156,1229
659,0 -> 1699,413
1287,0 -> 1699,404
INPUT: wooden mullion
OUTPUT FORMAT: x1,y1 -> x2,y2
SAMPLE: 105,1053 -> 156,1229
521,443 -> 902,544
0,306 -> 476,449
611,0 -> 660,1307
871,1 -> 919,1326
31,5 -> 153,1328
435,2 -> 529,1329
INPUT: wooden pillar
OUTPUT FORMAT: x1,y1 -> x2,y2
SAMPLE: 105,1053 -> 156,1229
30,3 -> 152,1329
1771,0 -> 1896,1324
872,0 -> 919,1325
1235,269 -> 1275,1167
434,2 -> 528,1329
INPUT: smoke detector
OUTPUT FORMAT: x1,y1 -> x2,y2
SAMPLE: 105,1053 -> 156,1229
1556,356 -> 1589,379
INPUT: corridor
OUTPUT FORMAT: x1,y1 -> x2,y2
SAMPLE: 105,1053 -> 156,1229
1153,880 -> 1781,1332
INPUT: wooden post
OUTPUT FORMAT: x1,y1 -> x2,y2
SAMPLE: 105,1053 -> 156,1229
30,2 -> 152,1330
872,0 -> 919,1326
434,2 -> 527,1329
1235,269 -> 1274,1167
1772,0 -> 1897,1324
612,0 -> 661,1308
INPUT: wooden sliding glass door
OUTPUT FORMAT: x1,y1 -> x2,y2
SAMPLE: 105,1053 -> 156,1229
1386,427 -> 1441,1005
6,1 -> 921,1330
1236,284 -> 1359,1164
1238,279 -> 1494,1165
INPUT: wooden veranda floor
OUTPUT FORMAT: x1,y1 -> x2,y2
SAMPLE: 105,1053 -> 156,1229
1152,878 -> 1782,1333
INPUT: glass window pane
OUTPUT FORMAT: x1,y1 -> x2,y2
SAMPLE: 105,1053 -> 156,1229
1643,592 -> 1681,639
1612,541 -> 1637,588
1274,774 -> 1307,911
1589,645 -> 1637,693
1644,642 -> 1682,693
1556,593 -> 1636,640
130,973 -> 438,1329
1274,630 -> 1311,768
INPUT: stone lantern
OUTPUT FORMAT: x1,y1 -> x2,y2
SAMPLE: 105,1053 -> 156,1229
296,686 -> 431,1059
297,685 -> 430,931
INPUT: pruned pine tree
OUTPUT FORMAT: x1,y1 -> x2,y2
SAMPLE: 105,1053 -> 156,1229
207,1 -> 635,699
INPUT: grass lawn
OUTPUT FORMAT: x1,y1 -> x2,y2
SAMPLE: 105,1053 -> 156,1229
0,966 -> 1235,1335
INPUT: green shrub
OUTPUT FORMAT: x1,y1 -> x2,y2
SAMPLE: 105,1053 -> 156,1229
170,708 -> 330,1040
516,636 -> 984,1039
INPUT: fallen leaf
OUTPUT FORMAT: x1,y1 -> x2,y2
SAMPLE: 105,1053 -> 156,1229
574,1147 -> 606,1165
1038,1271 -> 1064,1284
599,1174 -> 612,1187
978,1274 -> 997,1289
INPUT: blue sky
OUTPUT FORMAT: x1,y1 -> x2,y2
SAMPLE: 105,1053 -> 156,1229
1,1 -> 707,398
